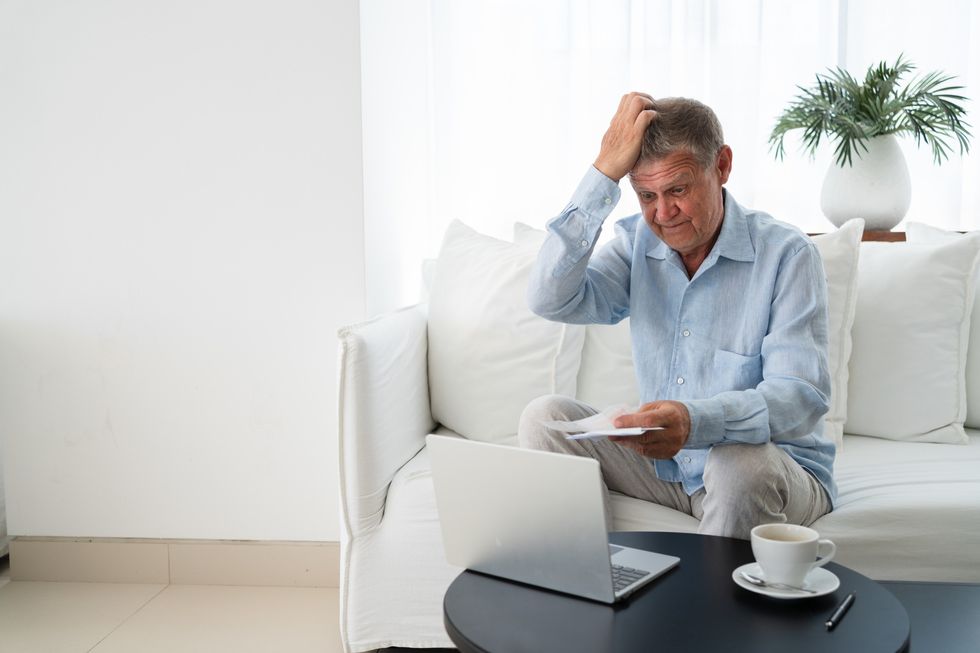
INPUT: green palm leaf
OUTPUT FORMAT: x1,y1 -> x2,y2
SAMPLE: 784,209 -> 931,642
770,55 -> 972,166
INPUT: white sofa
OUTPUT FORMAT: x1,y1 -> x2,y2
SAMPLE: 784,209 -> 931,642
337,219 -> 980,653
0,445 -> 7,558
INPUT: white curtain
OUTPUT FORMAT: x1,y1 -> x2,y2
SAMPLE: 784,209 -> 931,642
361,0 -> 980,315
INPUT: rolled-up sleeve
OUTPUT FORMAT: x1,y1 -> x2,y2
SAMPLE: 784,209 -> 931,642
527,167 -> 634,325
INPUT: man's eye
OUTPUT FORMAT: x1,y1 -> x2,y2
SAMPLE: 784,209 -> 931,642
671,187 -> 685,195
640,193 -> 654,201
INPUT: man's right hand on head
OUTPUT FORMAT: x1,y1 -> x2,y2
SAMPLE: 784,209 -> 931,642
593,92 -> 657,183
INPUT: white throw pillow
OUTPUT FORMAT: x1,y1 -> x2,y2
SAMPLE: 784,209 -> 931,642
514,222 -> 640,409
811,219 -> 865,450
906,222 -> 980,429
844,235 -> 980,443
512,221 -> 547,249
573,321 -> 639,409
428,220 -> 585,444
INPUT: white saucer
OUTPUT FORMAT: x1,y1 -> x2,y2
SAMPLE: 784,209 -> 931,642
732,562 -> 840,600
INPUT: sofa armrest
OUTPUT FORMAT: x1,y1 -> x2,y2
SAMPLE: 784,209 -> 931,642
337,304 -> 435,540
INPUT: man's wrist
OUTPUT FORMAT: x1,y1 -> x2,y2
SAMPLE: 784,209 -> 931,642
593,159 -> 624,183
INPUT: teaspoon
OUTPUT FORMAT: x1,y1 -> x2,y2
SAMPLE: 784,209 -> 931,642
740,571 -> 817,594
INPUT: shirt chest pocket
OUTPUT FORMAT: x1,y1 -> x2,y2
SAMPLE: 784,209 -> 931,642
710,349 -> 763,395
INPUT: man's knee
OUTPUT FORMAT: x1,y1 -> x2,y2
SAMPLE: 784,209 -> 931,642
518,394 -> 579,450
699,443 -> 828,538
697,443 -> 786,538
703,443 -> 782,499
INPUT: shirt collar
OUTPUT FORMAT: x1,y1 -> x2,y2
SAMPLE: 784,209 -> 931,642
646,189 -> 756,263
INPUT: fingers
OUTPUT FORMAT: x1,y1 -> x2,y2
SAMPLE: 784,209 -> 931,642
609,430 -> 676,459
595,92 -> 657,182
621,94 -> 655,127
609,400 -> 691,459
636,108 -> 657,132
613,401 -> 668,429
616,92 -> 631,114
632,93 -> 655,112
616,92 -> 653,117
625,91 -> 655,108
608,95 -> 655,137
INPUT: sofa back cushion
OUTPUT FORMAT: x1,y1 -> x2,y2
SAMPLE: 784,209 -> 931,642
428,220 -> 585,444
811,219 -> 864,449
575,320 -> 641,409
906,223 -> 980,429
844,235 -> 980,443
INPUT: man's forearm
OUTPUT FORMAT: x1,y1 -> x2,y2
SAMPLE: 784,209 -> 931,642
682,380 -> 830,448
526,167 -> 631,325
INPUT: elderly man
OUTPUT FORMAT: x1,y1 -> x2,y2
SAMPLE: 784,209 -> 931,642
521,92 -> 835,539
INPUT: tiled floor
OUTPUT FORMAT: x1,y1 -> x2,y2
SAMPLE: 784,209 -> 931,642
0,555 -> 344,653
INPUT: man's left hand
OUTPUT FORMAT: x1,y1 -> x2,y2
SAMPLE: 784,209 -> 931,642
610,401 -> 691,459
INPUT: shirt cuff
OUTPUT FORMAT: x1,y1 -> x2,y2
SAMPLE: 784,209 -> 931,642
681,397 -> 726,448
682,393 -> 772,448
569,166 -> 622,219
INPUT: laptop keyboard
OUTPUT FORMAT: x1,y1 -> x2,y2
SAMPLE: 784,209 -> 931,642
612,564 -> 649,592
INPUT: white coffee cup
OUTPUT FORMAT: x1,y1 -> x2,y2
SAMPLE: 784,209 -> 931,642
750,523 -> 836,587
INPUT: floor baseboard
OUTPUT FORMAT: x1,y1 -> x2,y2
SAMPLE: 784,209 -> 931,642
9,537 -> 340,587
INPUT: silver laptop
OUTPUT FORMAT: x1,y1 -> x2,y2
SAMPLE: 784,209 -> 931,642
427,434 -> 679,603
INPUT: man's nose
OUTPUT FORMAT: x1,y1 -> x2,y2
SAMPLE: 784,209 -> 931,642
654,197 -> 678,223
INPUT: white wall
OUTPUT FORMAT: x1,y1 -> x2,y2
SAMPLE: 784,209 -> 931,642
0,0 -> 364,541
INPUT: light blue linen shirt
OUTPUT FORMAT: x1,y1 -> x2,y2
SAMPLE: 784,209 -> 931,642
528,167 -> 837,504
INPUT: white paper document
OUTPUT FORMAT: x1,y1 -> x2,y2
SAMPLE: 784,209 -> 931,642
541,404 -> 665,441
565,427 -> 665,441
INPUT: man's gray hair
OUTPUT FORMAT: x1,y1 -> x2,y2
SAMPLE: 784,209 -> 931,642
639,97 -> 725,169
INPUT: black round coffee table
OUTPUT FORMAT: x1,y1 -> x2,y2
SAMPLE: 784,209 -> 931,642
443,531 -> 909,652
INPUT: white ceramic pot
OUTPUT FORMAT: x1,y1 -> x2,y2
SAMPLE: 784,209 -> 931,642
820,134 -> 911,231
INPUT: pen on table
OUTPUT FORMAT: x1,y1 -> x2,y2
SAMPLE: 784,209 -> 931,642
825,592 -> 856,630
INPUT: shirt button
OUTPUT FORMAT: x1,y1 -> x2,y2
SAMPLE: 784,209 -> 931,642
677,377 -> 685,385
682,329 -> 691,337
604,197 -> 612,205
580,240 -> 589,247
684,456 -> 692,464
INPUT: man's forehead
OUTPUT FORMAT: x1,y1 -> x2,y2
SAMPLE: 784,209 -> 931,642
628,157 -> 699,188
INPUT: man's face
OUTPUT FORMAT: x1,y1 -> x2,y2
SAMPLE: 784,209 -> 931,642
628,146 -> 732,258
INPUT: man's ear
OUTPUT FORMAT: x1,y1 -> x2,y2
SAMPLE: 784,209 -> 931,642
716,145 -> 733,184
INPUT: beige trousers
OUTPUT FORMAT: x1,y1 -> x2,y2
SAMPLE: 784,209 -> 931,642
518,395 -> 831,540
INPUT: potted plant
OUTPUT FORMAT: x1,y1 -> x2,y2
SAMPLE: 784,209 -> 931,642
769,55 -> 972,230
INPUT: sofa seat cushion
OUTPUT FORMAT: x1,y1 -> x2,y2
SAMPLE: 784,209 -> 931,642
610,492 -> 699,533
812,431 -> 980,582
594,434 -> 980,583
